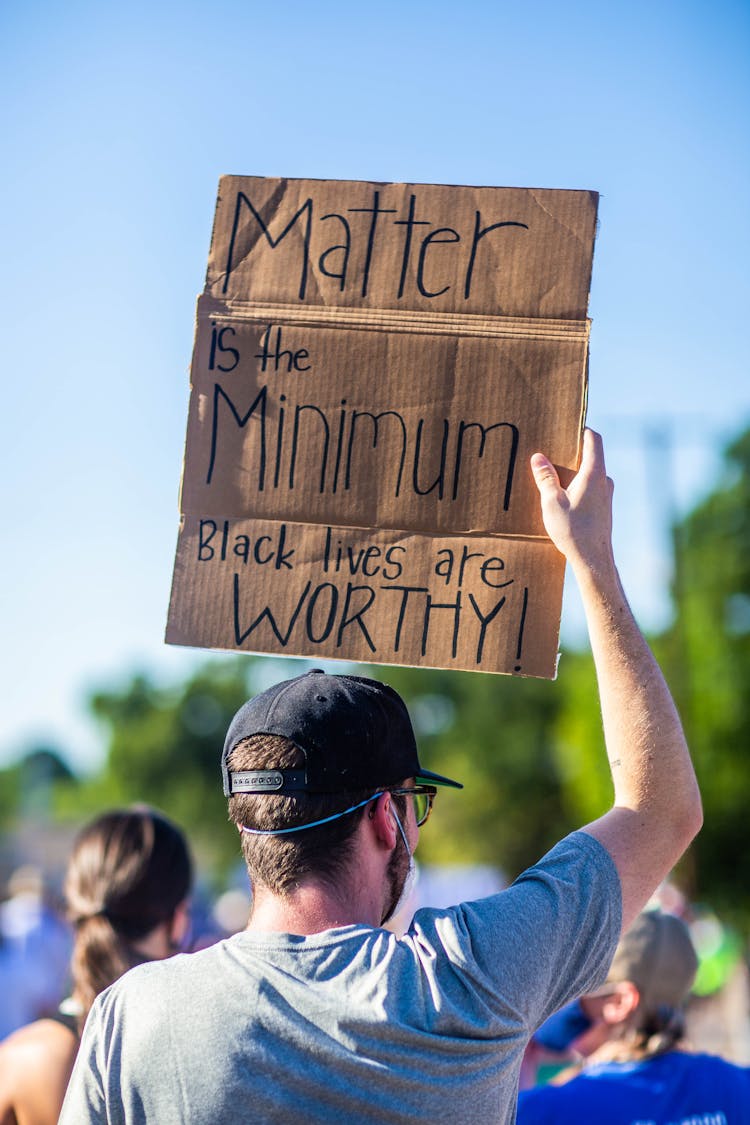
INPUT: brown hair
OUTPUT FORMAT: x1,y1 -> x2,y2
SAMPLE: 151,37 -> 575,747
227,735 -> 406,897
610,1003 -> 688,1063
64,807 -> 192,1028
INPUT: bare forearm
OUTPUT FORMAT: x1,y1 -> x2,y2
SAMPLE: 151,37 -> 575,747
530,430 -> 702,929
575,558 -> 694,809
574,556 -> 702,925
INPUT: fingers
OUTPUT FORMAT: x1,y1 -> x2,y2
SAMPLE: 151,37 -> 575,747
578,431 -> 614,505
530,451 -> 561,495
529,429 -> 613,565
531,429 -> 606,494
579,428 -> 605,479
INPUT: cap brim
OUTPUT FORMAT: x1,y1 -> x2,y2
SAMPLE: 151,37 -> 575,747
416,768 -> 463,790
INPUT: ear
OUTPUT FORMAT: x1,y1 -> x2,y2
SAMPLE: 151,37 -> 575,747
601,981 -> 640,1025
368,792 -> 398,850
169,900 -> 191,950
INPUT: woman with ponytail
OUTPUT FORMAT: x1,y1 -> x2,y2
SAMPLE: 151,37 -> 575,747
0,806 -> 192,1125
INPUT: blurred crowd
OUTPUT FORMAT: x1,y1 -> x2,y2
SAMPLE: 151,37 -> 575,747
0,850 -> 251,1042
1,843 -> 748,1062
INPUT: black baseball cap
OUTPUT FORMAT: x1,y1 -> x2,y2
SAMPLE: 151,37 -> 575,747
222,669 -> 463,796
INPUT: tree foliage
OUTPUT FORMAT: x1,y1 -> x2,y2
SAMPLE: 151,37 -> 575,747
659,425 -> 750,923
56,656 -> 576,885
54,657 -> 300,878
361,664 -> 570,879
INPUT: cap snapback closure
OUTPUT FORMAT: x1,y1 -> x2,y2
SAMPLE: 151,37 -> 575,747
229,769 -> 308,794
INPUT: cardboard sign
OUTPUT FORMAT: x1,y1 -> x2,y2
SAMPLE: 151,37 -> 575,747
167,176 -> 598,677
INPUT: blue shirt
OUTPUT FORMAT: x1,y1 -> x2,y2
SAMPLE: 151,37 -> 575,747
517,1050 -> 750,1124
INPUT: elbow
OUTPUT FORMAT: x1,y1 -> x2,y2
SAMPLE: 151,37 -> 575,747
688,791 -> 704,841
676,783 -> 703,851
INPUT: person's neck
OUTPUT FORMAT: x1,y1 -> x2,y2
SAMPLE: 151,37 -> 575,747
243,799 -> 406,935
586,1033 -> 686,1067
247,874 -> 383,935
131,920 -> 176,961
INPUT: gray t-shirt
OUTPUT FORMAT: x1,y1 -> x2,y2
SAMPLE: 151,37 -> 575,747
60,831 -> 620,1125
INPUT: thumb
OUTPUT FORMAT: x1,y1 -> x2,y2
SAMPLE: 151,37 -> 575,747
530,452 -> 561,494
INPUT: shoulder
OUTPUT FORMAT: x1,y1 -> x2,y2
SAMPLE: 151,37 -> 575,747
409,831 -> 620,956
474,830 -> 621,955
510,831 -> 621,952
517,1073 -> 587,1124
90,941 -> 233,1023
403,834 -> 620,1024
0,1017 -> 76,1068
515,830 -> 621,894
0,1019 -> 77,1120
685,1051 -> 750,1081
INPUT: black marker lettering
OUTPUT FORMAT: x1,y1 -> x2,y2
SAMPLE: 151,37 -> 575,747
468,592 -> 507,665
318,213 -> 351,290
464,213 -> 528,300
289,403 -> 330,492
417,228 -> 459,298
347,191 -> 397,298
233,576 -> 310,646
207,384 -> 267,488
394,194 -> 430,299
208,324 -> 240,372
382,545 -> 405,581
422,593 -> 461,658
381,586 -> 429,652
514,586 -> 529,672
255,326 -> 311,373
336,584 -> 377,651
413,418 -> 449,497
452,420 -> 519,510
198,519 -> 217,560
305,584 -> 338,644
346,410 -> 407,494
253,535 -> 273,566
223,193 -> 313,300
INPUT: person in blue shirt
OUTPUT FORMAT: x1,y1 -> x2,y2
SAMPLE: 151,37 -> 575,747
518,909 -> 750,1124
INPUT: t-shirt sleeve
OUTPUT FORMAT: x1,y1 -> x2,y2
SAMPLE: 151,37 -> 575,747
410,830 -> 622,1035
58,996 -> 110,1124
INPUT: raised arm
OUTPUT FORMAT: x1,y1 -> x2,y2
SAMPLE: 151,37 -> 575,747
531,428 -> 702,930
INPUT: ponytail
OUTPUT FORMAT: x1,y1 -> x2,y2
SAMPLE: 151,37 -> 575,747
64,807 -> 192,1028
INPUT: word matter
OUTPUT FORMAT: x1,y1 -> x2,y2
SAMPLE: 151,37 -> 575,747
222,190 -> 529,303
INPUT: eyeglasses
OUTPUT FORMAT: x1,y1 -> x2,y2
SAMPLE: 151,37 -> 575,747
388,785 -> 437,827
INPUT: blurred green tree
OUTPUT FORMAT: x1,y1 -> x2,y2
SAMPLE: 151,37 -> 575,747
57,655 -> 573,885
55,656 -> 312,877
0,746 -> 74,828
658,425 -> 750,924
0,762 -> 21,832
361,664 -> 571,879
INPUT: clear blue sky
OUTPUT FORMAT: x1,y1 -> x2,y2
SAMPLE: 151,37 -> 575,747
1,0 -> 748,771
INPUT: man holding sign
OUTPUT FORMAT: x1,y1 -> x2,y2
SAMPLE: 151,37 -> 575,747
61,431 -> 702,1125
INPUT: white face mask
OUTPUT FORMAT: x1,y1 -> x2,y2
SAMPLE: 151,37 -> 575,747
381,805 -> 417,926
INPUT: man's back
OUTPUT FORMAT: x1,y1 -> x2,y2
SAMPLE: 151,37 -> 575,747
61,832 -> 619,1125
